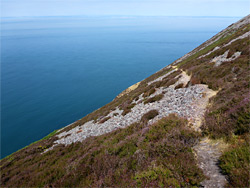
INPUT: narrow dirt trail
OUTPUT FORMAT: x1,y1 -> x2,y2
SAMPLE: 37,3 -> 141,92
194,138 -> 228,188
172,66 -> 228,188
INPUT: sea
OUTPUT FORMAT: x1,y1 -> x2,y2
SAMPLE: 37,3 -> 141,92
1,16 -> 240,158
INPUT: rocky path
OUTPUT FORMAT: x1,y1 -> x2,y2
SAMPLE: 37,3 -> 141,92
170,67 -> 228,188
194,138 -> 228,188
44,65 -> 229,188
177,61 -> 229,188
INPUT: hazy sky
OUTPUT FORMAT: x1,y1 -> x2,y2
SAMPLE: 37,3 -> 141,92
1,0 -> 249,17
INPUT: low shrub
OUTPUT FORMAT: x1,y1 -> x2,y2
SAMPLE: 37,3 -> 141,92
0,115 -> 204,187
134,165 -> 179,187
122,108 -> 131,116
174,83 -> 184,89
99,116 -> 111,124
219,139 -> 250,187
190,77 -> 201,85
149,70 -> 181,89
134,96 -> 139,101
143,88 -> 156,98
127,103 -> 136,109
164,78 -> 178,87
144,94 -> 164,104
121,103 -> 136,116
141,110 -> 159,123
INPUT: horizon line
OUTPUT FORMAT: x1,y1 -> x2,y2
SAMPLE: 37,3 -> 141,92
1,15 -> 244,19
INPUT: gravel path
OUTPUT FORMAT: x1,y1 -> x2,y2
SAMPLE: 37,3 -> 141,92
49,84 -> 208,148
44,69 -> 210,151
44,67 -> 229,188
194,138 -> 228,188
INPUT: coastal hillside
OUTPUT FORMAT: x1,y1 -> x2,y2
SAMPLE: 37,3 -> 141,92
1,15 -> 249,187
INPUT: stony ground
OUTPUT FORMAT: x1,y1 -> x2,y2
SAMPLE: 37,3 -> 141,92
211,50 -> 241,67
194,138 -> 228,188
45,68 -> 208,150
199,30 -> 250,59
44,64 -> 229,187
42,21 -> 249,185
173,15 -> 250,66
1,15 -> 249,188
43,62 -> 230,188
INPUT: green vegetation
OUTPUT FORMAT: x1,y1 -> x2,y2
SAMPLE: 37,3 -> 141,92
41,130 -> 58,141
176,23 -> 249,68
141,109 -> 159,123
143,88 -> 156,98
144,94 -> 164,104
219,138 -> 250,187
151,70 -> 181,89
178,23 -> 250,187
174,83 -> 184,89
1,17 -> 249,187
134,165 -> 179,187
121,102 -> 136,116
177,24 -> 250,139
98,116 -> 111,123
0,114 -> 204,187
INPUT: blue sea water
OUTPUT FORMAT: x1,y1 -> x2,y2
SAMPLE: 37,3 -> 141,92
1,16 -> 240,158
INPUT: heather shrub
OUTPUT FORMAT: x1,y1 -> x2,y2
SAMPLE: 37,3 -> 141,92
164,78 -> 178,87
226,50 -> 234,58
174,83 -> 184,89
0,115 -> 204,187
122,108 -> 131,116
144,94 -> 164,104
134,165 -> 179,187
141,110 -> 159,123
149,70 -> 181,89
1,20 -> 249,188
219,139 -> 250,187
121,103 -> 136,116
99,116 -> 111,124
190,77 -> 201,85
143,88 -> 156,98
178,25 -> 250,188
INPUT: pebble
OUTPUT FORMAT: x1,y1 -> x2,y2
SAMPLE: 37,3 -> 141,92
46,81 -> 211,149
194,139 -> 228,188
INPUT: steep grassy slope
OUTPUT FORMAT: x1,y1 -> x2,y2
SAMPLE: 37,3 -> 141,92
1,115 -> 204,187
177,16 -> 250,187
1,15 -> 249,187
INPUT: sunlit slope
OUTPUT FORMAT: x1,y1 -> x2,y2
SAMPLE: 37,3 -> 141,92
1,15 -> 249,187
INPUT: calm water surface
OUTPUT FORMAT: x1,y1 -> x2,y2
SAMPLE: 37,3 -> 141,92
1,16 -> 240,158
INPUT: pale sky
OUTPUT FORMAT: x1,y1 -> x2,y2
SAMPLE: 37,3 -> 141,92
1,0 -> 249,17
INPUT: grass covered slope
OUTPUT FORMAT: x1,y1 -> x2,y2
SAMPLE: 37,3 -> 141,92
1,15 -> 250,187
